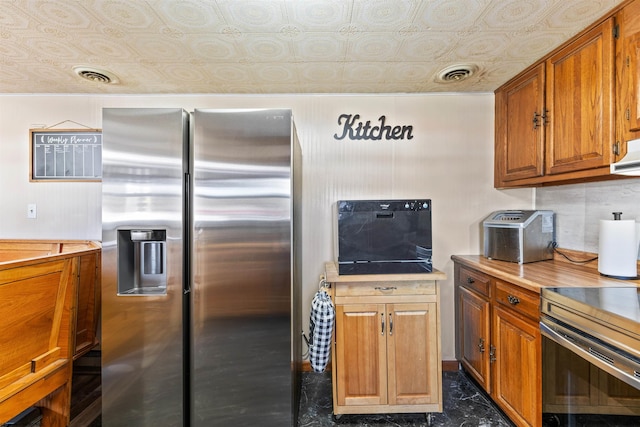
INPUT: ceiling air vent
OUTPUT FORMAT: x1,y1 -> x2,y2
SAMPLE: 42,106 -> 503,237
73,66 -> 119,84
435,64 -> 478,83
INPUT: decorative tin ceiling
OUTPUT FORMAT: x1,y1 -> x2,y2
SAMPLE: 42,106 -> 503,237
0,0 -> 625,94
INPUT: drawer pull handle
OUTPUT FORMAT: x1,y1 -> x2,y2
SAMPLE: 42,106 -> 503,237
507,295 -> 520,305
374,286 -> 397,291
466,277 -> 475,284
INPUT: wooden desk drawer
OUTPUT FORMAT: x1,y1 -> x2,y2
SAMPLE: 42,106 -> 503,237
334,280 -> 436,298
494,280 -> 539,320
458,266 -> 490,297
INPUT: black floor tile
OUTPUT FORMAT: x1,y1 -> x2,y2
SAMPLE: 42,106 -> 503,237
298,370 -> 515,427
6,370 -> 514,427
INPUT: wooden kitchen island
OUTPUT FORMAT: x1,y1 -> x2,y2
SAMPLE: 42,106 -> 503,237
0,240 -> 101,427
324,262 -> 446,422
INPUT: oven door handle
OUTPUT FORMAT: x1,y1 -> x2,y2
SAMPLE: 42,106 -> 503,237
540,321 -> 580,351
540,321 -> 640,391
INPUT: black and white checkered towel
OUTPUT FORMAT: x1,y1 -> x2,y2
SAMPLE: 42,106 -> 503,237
309,288 -> 335,373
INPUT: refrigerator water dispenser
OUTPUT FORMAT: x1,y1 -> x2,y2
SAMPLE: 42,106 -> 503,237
117,229 -> 167,295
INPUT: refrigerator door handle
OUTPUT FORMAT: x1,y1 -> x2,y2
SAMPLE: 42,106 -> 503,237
183,171 -> 191,295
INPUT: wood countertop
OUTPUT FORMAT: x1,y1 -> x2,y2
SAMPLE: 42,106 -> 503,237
324,261 -> 447,283
451,253 -> 640,294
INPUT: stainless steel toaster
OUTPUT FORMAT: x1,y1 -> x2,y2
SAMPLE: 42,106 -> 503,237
483,210 -> 555,264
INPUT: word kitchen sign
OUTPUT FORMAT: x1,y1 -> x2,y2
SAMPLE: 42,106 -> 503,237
333,114 -> 414,141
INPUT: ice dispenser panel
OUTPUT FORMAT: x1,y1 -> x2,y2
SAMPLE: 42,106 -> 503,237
117,229 -> 167,295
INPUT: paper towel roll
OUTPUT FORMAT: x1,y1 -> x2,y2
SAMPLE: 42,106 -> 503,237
598,219 -> 640,279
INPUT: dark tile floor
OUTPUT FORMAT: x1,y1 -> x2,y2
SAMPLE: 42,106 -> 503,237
6,370 -> 514,427
298,370 -> 515,427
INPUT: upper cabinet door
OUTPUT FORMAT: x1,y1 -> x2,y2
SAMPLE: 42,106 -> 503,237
545,18 -> 615,175
494,64 -> 545,185
617,0 -> 640,152
629,33 -> 640,133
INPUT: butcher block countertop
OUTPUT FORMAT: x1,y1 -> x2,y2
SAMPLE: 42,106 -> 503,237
451,250 -> 640,294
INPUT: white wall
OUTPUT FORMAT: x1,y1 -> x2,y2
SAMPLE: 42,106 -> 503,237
0,93 -> 533,361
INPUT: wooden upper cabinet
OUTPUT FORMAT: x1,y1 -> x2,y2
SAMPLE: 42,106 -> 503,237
545,18 -> 615,175
495,64 -> 545,184
616,0 -> 640,152
494,10 -> 624,188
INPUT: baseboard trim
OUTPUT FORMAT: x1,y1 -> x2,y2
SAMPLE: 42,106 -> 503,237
442,360 -> 460,371
301,360 -> 459,372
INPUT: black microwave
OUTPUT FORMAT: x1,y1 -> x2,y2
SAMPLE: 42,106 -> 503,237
336,199 -> 432,275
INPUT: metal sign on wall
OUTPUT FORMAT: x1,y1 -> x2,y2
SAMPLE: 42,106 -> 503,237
333,114 -> 414,141
30,129 -> 102,181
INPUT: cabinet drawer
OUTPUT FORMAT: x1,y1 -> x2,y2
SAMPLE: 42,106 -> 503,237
458,267 -> 490,297
494,280 -> 539,320
334,280 -> 436,298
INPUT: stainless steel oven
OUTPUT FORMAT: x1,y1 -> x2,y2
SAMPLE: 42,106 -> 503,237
540,287 -> 640,426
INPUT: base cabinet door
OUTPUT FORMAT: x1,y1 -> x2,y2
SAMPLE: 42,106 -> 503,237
492,306 -> 541,427
74,252 -> 100,358
335,303 -> 387,407
458,286 -> 491,391
387,303 -> 439,406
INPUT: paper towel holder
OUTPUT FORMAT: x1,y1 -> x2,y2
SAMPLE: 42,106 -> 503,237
598,211 -> 640,280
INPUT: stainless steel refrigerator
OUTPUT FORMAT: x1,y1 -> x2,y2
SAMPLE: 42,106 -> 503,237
101,108 -> 302,426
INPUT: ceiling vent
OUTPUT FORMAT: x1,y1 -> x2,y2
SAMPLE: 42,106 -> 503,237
73,66 -> 119,84
435,64 -> 478,83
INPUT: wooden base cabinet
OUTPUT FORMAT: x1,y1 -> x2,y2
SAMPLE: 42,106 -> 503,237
325,262 -> 445,418
455,263 -> 541,427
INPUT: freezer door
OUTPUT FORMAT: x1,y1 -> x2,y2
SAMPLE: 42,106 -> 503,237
191,109 -> 294,426
102,108 -> 187,427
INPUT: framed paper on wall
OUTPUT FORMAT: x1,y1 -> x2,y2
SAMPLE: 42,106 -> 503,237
30,128 -> 102,182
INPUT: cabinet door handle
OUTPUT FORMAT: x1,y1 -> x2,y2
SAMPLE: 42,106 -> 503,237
490,345 -> 496,363
389,313 -> 393,336
374,286 -> 397,291
466,277 -> 475,284
533,111 -> 541,129
381,313 -> 385,335
478,338 -> 485,353
507,295 -> 520,305
533,111 -> 549,128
